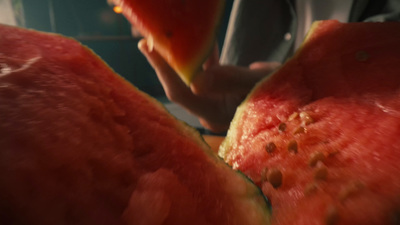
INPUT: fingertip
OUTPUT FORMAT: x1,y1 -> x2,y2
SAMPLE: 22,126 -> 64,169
138,39 -> 147,53
249,61 -> 281,71
269,61 -> 282,70
138,38 -> 161,68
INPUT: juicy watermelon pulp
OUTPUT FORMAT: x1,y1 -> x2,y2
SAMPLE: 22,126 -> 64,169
0,24 -> 270,225
220,20 -> 400,225
113,0 -> 225,85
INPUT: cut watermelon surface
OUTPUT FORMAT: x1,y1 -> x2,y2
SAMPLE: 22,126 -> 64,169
112,0 -> 225,85
0,24 -> 270,225
220,20 -> 400,225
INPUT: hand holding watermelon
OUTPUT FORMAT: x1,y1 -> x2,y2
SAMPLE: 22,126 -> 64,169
113,0 -> 283,132
138,38 -> 280,132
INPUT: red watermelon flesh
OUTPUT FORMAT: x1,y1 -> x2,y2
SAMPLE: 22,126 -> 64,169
219,20 -> 400,225
0,24 -> 270,225
112,0 -> 225,85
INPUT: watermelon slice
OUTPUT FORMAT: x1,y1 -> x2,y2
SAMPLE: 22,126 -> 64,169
0,24 -> 270,224
112,0 -> 225,85
219,20 -> 400,225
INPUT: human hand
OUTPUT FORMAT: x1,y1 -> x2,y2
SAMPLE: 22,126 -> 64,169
138,39 -> 280,133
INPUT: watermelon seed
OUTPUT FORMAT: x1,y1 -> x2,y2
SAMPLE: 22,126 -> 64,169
265,142 -> 277,153
314,162 -> 328,180
355,50 -> 369,62
278,123 -> 287,132
300,111 -> 314,125
304,182 -> 318,196
309,151 -> 326,167
328,150 -> 340,158
267,168 -> 283,188
287,140 -> 298,154
165,31 -> 173,38
325,205 -> 339,225
294,126 -> 306,135
338,180 -> 365,202
288,112 -> 299,121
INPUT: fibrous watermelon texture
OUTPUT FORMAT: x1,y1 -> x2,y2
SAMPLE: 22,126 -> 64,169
112,0 -> 225,85
220,20 -> 400,225
0,24 -> 270,225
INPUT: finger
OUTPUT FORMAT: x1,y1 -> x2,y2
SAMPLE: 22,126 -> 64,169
192,62 -> 281,96
249,61 -> 281,72
202,43 -> 220,70
139,39 -> 233,132
190,66 -> 263,96
138,39 -> 222,121
138,39 -> 193,103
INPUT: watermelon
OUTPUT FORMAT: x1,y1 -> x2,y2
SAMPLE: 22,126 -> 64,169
112,0 -> 225,85
0,24 -> 270,224
219,20 -> 400,225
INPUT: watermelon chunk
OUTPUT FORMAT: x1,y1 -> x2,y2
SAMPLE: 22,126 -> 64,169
220,20 -> 400,225
112,0 -> 225,85
0,24 -> 270,225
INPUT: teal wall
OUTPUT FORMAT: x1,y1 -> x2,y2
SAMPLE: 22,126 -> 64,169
18,0 -> 233,98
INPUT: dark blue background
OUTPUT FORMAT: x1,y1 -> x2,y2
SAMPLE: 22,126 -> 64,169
19,0 -> 233,99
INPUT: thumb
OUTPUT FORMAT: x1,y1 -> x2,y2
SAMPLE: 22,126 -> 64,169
138,39 -> 194,103
191,62 -> 281,96
190,64 -> 276,96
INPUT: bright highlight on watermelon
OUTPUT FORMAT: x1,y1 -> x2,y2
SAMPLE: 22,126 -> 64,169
112,0 -> 226,85
0,24 -> 270,224
220,20 -> 400,225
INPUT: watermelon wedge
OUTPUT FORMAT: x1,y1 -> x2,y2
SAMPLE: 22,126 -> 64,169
0,24 -> 270,225
112,0 -> 225,85
220,20 -> 400,225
